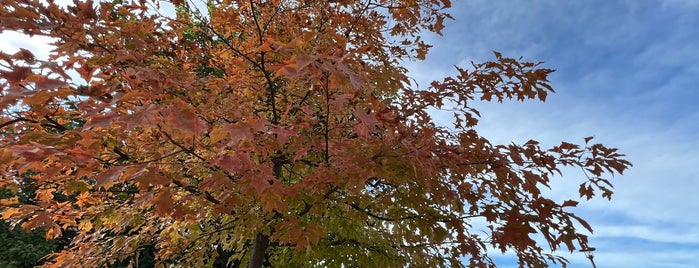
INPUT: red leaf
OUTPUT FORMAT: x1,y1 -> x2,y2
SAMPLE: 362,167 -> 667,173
125,104 -> 161,129
95,166 -> 126,189
135,167 -> 170,187
579,183 -> 594,200
12,48 -> 36,62
249,174 -> 271,195
84,113 -> 117,129
295,54 -> 315,70
559,142 -> 578,150
21,211 -> 52,231
222,119 -> 267,145
0,67 -> 31,83
353,110 -> 379,132
167,101 -> 205,134
34,77 -> 67,91
66,148 -> 93,166
152,189 -> 174,215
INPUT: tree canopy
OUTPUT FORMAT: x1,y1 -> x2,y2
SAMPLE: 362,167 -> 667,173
0,0 -> 630,267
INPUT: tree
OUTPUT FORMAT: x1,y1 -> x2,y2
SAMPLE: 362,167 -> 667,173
0,180 -> 78,268
0,220 -> 57,268
0,0 -> 631,267
0,186 -> 58,268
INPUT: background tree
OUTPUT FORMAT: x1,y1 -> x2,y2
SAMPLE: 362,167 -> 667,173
0,185 -> 57,268
0,0 -> 630,267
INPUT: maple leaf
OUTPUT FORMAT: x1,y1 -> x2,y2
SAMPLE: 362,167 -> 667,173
0,197 -> 19,206
21,87 -> 72,105
95,166 -> 126,189
124,104 -> 161,130
152,189 -> 175,216
164,99 -> 206,135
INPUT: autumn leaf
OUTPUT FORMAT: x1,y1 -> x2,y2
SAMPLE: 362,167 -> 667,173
152,189 -> 175,216
64,180 -> 90,194
95,166 -> 126,189
562,200 -> 579,207
124,104 -> 161,130
66,147 -> 94,166
0,197 -> 19,206
21,87 -> 72,105
208,125 -> 227,144
2,207 -> 21,220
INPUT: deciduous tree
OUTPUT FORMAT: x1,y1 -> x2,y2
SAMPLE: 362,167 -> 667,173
0,0 -> 630,267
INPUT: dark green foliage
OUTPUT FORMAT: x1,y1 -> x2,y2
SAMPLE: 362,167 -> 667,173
0,221 -> 57,268
0,187 -> 65,268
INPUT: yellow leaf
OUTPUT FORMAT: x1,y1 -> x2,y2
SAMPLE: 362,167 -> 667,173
35,189 -> 54,203
209,126 -> 227,144
65,180 -> 90,194
79,219 -> 93,232
287,37 -> 304,48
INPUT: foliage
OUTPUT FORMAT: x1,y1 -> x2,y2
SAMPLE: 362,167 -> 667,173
0,0 -> 630,267
0,220 -> 56,268
0,184 -> 63,268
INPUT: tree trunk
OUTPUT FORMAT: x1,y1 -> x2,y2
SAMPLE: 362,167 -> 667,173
247,152 -> 281,268
247,233 -> 269,268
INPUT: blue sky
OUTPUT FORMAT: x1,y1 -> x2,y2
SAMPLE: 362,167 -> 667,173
2,0 -> 698,267
409,0 -> 699,267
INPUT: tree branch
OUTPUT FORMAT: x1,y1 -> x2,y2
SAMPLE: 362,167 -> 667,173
158,125 -> 240,182
0,117 -> 38,129
171,178 -> 220,205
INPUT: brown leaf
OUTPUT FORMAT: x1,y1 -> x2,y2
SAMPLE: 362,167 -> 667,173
561,200 -> 579,207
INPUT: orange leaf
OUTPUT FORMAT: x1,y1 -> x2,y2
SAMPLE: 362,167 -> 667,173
2,207 -> 21,220
0,197 -> 19,206
22,87 -> 72,105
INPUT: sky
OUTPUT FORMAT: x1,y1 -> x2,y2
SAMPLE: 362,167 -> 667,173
1,0 -> 698,267
408,0 -> 699,267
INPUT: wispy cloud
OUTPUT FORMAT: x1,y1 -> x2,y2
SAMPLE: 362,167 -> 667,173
0,32 -> 55,60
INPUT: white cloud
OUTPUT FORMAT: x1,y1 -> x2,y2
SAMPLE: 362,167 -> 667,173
0,31 -> 55,59
595,224 -> 699,244
661,0 -> 699,9
593,248 -> 699,268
